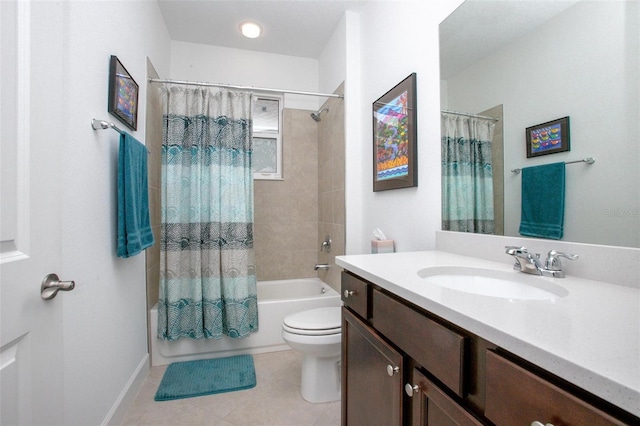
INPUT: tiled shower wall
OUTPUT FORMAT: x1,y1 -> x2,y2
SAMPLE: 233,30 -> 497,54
145,59 -> 162,318
254,108 -> 320,281
480,104 -> 504,236
316,84 -> 345,291
254,84 -> 345,291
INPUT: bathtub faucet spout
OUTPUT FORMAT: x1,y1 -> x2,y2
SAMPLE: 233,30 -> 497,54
314,263 -> 330,270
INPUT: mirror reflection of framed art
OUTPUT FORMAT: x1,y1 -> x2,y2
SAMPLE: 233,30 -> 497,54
526,116 -> 570,158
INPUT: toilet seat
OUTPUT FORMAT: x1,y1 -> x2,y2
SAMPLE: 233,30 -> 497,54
282,307 -> 341,336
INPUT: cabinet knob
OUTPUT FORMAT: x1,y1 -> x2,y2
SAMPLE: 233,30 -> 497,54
386,365 -> 399,376
344,289 -> 355,298
531,422 -> 554,426
405,383 -> 419,397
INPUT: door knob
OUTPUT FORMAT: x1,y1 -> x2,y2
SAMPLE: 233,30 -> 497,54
41,273 -> 75,300
386,365 -> 399,376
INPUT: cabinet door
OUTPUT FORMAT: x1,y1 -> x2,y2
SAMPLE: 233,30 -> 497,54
342,307 -> 403,426
407,369 -> 485,426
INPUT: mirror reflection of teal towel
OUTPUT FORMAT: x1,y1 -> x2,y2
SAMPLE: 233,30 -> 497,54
117,132 -> 154,257
519,162 -> 565,240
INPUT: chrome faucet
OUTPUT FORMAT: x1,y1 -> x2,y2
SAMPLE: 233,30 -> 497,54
314,263 -> 330,270
505,246 -> 578,278
505,246 -> 542,274
320,235 -> 332,253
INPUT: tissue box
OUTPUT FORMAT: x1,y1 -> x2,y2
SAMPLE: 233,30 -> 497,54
371,239 -> 395,254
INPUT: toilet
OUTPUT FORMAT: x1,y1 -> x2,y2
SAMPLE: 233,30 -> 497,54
281,306 -> 342,403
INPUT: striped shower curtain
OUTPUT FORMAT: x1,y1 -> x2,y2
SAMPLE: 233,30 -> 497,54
158,85 -> 258,341
441,112 -> 496,234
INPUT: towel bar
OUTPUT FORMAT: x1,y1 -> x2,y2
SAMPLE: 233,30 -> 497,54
511,157 -> 595,174
91,118 -> 124,134
91,119 -> 150,153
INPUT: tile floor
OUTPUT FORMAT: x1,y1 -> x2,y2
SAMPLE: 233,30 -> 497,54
121,350 -> 341,425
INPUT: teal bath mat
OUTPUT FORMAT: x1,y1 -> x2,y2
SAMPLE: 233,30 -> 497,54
154,354 -> 256,401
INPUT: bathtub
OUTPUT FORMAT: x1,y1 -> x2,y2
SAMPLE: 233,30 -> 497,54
149,278 -> 342,366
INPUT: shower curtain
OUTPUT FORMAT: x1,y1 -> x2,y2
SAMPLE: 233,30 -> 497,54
441,112 -> 496,234
158,85 -> 258,341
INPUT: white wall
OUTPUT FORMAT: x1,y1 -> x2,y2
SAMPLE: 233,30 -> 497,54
35,1 -> 171,424
344,1 -> 462,254
444,1 -> 639,247
170,41 -> 322,111
319,12 -> 347,96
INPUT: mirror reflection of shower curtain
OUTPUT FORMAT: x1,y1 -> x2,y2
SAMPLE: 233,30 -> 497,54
158,85 -> 259,341
441,113 -> 496,234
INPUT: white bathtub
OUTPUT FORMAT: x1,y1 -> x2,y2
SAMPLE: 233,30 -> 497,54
149,278 -> 342,366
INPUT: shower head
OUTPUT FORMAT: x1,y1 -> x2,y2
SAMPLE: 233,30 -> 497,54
310,108 -> 329,122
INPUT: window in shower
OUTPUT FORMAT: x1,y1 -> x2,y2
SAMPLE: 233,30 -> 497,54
252,95 -> 283,180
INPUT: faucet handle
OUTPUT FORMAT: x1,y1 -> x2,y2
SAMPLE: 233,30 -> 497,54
545,250 -> 579,271
505,245 -> 528,254
320,235 -> 332,253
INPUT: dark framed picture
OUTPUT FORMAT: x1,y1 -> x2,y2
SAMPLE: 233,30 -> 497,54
108,55 -> 138,131
373,73 -> 418,191
526,116 -> 570,158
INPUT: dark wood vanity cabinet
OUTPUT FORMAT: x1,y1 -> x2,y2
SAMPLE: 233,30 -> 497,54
341,271 -> 638,426
341,271 -> 482,426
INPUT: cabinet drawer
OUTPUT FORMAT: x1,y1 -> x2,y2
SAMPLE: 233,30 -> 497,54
341,271 -> 369,319
372,289 -> 466,396
485,351 -> 627,426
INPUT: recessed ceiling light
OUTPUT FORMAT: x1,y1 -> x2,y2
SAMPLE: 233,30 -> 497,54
241,21 -> 262,39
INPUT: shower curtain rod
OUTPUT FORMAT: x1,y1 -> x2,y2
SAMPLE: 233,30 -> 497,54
442,109 -> 499,121
148,78 -> 344,99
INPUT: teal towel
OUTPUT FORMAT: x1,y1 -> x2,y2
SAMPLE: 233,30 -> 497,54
519,162 -> 565,240
117,132 -> 154,257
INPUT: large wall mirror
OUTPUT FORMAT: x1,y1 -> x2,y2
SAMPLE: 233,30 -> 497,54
440,0 -> 639,248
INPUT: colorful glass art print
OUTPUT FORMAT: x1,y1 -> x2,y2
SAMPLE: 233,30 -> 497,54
373,73 -> 417,191
526,116 -> 570,158
375,91 -> 410,180
108,56 -> 139,130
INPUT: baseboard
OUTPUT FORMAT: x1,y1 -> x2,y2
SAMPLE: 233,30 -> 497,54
102,353 -> 150,426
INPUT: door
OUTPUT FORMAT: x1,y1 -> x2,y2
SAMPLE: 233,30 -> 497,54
407,369 -> 484,426
1,1 -> 66,424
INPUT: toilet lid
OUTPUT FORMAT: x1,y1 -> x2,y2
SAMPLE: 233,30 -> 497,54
283,307 -> 341,334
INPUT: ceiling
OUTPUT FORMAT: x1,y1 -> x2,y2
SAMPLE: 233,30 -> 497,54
440,0 -> 579,79
158,0 -> 581,70
157,0 -> 368,59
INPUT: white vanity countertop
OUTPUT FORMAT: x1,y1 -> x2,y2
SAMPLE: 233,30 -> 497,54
335,250 -> 640,418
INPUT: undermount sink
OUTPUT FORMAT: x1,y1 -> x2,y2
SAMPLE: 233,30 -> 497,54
417,266 -> 568,300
